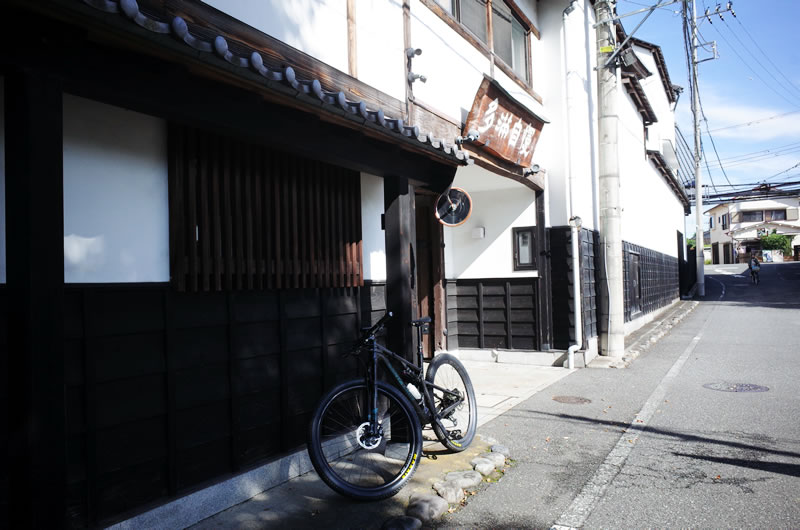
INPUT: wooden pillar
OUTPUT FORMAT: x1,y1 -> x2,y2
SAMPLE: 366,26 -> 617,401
384,176 -> 416,361
5,70 -> 66,527
535,190 -> 553,350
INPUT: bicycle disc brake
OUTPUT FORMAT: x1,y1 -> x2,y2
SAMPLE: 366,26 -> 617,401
356,422 -> 383,450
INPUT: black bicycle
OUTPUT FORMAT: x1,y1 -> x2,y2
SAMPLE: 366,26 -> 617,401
307,312 -> 477,500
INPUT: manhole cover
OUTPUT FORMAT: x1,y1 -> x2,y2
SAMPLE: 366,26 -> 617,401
552,395 -> 592,404
703,382 -> 769,393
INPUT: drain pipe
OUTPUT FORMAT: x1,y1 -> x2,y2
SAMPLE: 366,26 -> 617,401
568,215 -> 583,369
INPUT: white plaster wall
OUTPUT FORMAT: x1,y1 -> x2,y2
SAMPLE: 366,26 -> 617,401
636,46 -> 675,155
360,173 -> 386,281
444,165 -> 537,279
0,77 -> 5,283
409,0 -> 491,124
355,0 -> 405,101
534,0 -> 598,230
618,91 -> 684,257
202,0 -> 349,73
63,95 -> 169,283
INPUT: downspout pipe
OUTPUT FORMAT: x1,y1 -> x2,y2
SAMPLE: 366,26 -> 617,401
568,216 -> 583,369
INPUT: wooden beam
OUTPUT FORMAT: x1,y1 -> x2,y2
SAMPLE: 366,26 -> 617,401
384,176 -> 417,361
347,0 -> 358,78
4,69 -> 67,528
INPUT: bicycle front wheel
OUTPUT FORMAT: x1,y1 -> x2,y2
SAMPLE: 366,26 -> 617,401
425,354 -> 477,452
308,380 -> 423,500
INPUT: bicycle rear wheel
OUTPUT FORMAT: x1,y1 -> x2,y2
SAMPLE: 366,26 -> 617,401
425,354 -> 477,452
308,380 -> 422,500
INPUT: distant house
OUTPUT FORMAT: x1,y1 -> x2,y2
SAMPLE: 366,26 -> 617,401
707,198 -> 800,263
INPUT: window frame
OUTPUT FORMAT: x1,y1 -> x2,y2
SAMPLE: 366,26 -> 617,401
422,0 -> 541,101
741,210 -> 764,223
512,226 -> 537,271
766,209 -> 787,221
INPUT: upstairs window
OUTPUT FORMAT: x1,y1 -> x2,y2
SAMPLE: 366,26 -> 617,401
434,0 -> 531,84
741,210 -> 764,223
721,213 -> 729,230
492,1 -> 529,82
766,209 -> 786,221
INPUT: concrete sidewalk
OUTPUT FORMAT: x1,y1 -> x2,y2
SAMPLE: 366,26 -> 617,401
185,362 -> 573,530
115,300 -> 698,530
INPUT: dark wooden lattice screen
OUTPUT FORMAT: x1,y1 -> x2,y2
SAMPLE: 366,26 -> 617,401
169,125 -> 363,291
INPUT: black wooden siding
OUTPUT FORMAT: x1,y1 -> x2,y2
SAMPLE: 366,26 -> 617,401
550,227 -> 600,350
61,282 -> 385,527
580,229 -> 600,341
445,279 -> 538,350
0,287 -> 7,524
623,242 -> 680,321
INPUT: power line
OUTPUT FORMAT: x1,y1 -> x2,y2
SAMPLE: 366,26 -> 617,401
706,109 -> 800,133
731,14 -> 800,101
703,9 -> 800,108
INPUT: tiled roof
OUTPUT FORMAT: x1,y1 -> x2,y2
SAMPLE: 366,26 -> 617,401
81,0 -> 471,164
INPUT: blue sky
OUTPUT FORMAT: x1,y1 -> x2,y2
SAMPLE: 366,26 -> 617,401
616,0 -> 800,218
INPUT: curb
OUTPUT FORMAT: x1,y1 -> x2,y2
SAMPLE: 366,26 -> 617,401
589,300 -> 699,369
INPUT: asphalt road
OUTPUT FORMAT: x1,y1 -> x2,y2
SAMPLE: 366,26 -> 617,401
436,261 -> 800,529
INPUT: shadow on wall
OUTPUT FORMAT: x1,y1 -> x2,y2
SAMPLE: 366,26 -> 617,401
447,187 -> 536,278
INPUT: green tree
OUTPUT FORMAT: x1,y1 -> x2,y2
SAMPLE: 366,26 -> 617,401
760,232 -> 792,256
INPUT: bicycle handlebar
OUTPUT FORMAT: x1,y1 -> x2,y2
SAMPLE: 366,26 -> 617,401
363,311 -> 393,339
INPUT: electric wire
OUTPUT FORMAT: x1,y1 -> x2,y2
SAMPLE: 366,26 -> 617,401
707,109 -> 800,133
702,8 -> 800,108
734,15 -> 800,97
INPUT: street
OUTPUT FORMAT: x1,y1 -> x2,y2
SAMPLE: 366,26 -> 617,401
437,261 -> 800,529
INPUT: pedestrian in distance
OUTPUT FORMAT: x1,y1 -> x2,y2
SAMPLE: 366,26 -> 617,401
749,255 -> 760,285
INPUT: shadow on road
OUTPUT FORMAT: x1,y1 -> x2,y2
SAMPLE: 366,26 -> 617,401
672,453 -> 800,478
504,410 -> 800,461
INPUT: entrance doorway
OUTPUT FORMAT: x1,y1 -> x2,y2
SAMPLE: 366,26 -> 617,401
414,192 -> 445,359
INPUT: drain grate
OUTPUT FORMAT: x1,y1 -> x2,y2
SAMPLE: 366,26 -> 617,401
552,395 -> 592,404
703,382 -> 769,393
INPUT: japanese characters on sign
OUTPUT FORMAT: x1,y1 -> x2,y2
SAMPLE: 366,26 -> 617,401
464,78 -> 545,168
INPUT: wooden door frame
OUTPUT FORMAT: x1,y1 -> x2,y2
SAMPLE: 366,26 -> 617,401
414,190 -> 447,356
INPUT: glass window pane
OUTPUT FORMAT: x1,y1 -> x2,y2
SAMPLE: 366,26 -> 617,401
512,16 -> 528,81
518,231 -> 532,264
435,0 -> 453,14
492,4 -> 512,66
462,0 -> 488,43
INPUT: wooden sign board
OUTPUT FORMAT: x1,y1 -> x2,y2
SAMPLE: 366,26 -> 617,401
463,77 -> 546,167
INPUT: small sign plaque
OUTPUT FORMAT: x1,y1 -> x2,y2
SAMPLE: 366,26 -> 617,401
463,77 -> 546,167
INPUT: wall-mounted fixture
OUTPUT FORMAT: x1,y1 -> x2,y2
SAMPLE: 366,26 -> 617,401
523,164 -> 541,177
471,227 -> 485,239
406,47 -> 426,84
455,129 -> 480,146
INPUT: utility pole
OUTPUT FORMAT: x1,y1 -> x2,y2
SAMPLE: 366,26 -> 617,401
595,0 -> 625,357
688,0 -> 705,296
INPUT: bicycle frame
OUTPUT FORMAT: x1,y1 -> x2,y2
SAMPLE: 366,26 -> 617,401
362,332 -> 464,434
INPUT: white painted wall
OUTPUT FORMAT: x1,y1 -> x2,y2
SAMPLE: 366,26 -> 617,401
444,164 -> 537,279
409,1 -> 491,124
0,77 -> 5,283
355,0 -> 405,101
535,0 -> 598,230
63,95 -> 169,283
360,173 -> 386,281
202,0 -> 349,74
618,83 -> 684,257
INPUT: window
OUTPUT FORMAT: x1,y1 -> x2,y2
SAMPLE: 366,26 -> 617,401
721,213 -> 729,230
513,226 -> 536,270
492,1 -> 529,81
169,125 -> 363,292
434,0 -> 530,83
766,209 -> 787,221
741,210 -> 764,223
